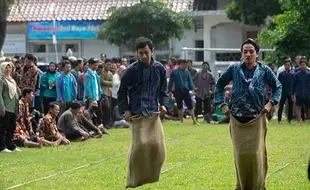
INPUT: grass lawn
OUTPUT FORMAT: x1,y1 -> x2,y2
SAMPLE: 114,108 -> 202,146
1,120 -> 309,190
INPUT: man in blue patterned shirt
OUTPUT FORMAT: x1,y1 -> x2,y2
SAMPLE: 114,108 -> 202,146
118,37 -> 168,188
214,38 -> 282,190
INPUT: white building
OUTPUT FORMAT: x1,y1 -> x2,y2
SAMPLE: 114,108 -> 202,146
4,0 -> 261,68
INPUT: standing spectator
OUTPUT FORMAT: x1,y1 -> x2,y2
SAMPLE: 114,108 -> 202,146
12,59 -> 22,95
193,61 -> 215,122
78,61 -> 89,100
111,65 -> 126,109
292,58 -> 310,126
100,59 -> 113,128
0,62 -> 20,153
56,61 -> 78,116
168,59 -> 198,125
83,58 -> 102,102
166,57 -> 177,79
19,54 -> 38,99
40,62 -> 60,114
71,58 -> 83,83
187,60 -> 197,79
278,58 -> 294,124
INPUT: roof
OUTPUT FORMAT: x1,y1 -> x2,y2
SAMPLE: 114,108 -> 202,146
8,0 -> 194,22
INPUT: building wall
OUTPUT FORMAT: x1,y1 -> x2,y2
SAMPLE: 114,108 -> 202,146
211,22 -> 243,48
81,40 -> 119,59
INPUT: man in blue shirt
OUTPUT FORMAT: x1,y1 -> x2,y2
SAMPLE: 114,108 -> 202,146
214,38 -> 282,190
118,37 -> 168,188
278,57 -> 294,124
292,58 -> 310,126
168,59 -> 198,125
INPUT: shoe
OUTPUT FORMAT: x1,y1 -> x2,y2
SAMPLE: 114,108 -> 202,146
0,148 -> 12,153
12,148 -> 22,152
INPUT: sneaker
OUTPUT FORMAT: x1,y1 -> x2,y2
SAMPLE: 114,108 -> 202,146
0,148 -> 12,153
12,148 -> 22,152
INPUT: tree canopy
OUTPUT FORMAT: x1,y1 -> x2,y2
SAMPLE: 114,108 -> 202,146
97,0 -> 193,49
225,0 -> 282,26
258,0 -> 310,64
0,0 -> 14,51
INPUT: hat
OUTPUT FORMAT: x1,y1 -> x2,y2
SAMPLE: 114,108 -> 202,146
241,38 -> 260,53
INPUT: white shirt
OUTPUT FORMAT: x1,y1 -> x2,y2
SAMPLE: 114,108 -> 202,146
276,65 -> 285,77
111,74 -> 120,99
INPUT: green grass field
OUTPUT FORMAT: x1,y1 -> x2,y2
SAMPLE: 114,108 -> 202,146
1,120 -> 309,190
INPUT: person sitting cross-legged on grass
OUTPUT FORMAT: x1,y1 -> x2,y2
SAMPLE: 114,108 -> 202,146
38,102 -> 70,145
14,88 -> 61,148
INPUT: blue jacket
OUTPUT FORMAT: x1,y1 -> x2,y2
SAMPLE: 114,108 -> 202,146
83,69 -> 103,101
56,72 -> 78,102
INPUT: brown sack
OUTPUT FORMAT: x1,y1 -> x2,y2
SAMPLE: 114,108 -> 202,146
230,114 -> 268,190
126,112 -> 166,188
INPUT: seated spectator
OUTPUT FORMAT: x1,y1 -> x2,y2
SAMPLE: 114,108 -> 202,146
76,103 -> 103,138
14,88 -> 60,148
39,102 -> 70,145
84,100 -> 110,133
57,101 -> 90,141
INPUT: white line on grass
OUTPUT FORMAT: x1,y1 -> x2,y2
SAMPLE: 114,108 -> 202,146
267,149 -> 310,179
4,129 -> 203,190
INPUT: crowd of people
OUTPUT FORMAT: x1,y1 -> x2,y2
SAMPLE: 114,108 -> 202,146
0,42 -> 310,153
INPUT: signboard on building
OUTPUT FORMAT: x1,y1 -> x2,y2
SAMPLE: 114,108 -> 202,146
28,21 -> 104,40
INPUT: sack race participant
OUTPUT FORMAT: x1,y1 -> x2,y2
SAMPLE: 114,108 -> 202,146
118,37 -> 168,188
214,38 -> 282,190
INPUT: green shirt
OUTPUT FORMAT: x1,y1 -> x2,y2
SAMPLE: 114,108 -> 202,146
64,74 -> 72,102
43,73 -> 59,98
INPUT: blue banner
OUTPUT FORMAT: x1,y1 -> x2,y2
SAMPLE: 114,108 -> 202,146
28,21 -> 104,40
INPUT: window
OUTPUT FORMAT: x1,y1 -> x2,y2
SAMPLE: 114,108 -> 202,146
65,44 -> 79,53
245,30 -> 258,40
195,40 -> 204,62
33,44 -> 46,53
48,44 -> 63,53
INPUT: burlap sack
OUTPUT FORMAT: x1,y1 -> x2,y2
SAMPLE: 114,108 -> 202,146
126,112 -> 166,188
230,114 -> 268,190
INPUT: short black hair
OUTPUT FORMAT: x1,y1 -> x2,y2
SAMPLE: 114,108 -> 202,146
105,59 -> 111,64
300,58 -> 308,65
136,37 -> 154,51
169,57 -> 177,65
49,102 -> 59,110
111,57 -> 119,63
88,58 -> 99,65
177,59 -> 186,65
25,54 -> 35,61
74,59 -> 83,67
241,38 -> 260,53
22,87 -> 33,97
62,60 -> 71,68
70,101 -> 82,110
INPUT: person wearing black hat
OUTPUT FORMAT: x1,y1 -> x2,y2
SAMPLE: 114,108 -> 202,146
214,38 -> 282,190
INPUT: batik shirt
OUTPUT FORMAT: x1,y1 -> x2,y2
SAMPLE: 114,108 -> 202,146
14,99 -> 32,140
214,62 -> 282,118
19,64 -> 38,92
39,113 -> 62,139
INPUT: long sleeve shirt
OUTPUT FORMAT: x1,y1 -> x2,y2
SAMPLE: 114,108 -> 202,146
168,68 -> 194,92
214,62 -> 282,118
193,70 -> 215,99
278,69 -> 295,97
117,60 -> 169,116
19,64 -> 38,92
291,70 -> 310,97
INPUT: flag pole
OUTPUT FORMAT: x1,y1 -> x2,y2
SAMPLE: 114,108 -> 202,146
50,0 -> 58,63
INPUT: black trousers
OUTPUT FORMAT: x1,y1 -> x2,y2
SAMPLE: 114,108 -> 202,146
43,97 -> 56,115
101,95 -> 113,128
194,96 -> 211,118
0,111 -> 17,151
278,94 -> 293,122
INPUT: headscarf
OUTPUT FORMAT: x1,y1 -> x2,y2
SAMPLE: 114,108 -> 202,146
0,62 -> 17,99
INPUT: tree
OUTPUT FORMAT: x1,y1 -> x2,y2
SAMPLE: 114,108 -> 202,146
98,0 -> 193,49
225,0 -> 282,26
0,0 -> 14,51
258,0 -> 310,64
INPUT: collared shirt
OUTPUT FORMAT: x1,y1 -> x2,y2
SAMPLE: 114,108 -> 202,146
14,99 -> 32,140
193,70 -> 215,99
292,70 -> 310,97
39,113 -> 62,139
278,69 -> 295,96
168,68 -> 194,92
19,64 -> 38,92
118,60 -> 169,116
214,62 -> 282,118
89,69 -> 99,101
